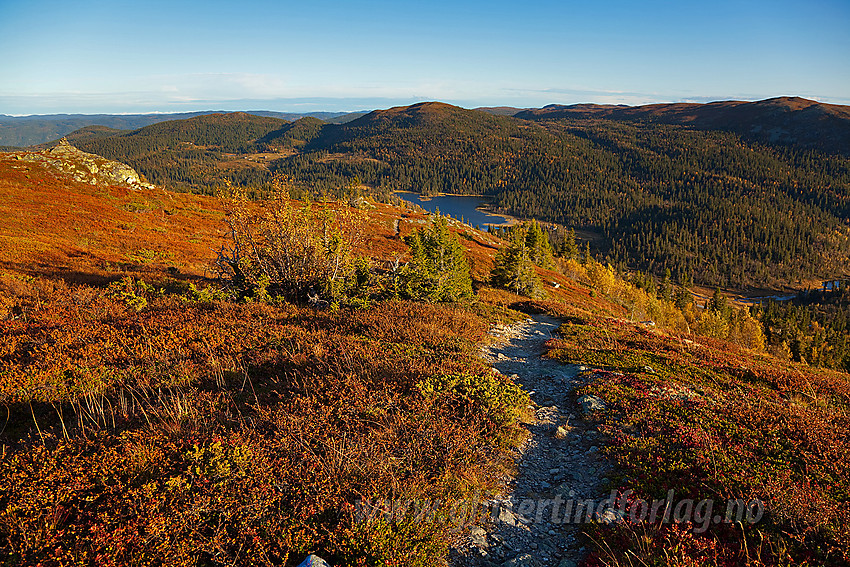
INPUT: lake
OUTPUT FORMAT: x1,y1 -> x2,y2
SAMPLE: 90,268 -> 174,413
395,191 -> 513,228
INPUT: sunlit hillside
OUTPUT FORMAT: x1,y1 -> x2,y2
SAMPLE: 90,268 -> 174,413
0,144 -> 848,566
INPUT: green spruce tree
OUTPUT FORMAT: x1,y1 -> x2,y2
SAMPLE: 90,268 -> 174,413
524,220 -> 554,268
561,228 -> 579,260
400,214 -> 473,302
491,224 -> 544,297
708,288 -> 732,320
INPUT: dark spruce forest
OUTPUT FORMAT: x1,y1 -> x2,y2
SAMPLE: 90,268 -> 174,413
65,97 -> 850,290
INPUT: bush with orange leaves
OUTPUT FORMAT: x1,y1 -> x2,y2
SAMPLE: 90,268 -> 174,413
213,191 -> 369,305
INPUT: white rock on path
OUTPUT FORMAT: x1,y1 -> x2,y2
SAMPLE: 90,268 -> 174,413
577,394 -> 606,415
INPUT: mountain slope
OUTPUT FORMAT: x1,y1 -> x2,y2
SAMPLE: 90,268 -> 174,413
257,116 -> 325,149
71,113 -> 292,192
108,112 -> 288,152
1,148 -> 849,565
516,96 -> 850,155
0,143 -> 226,279
61,124 -> 127,145
40,101 -> 850,289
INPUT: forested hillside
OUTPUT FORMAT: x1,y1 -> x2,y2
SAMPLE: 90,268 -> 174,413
515,96 -> 850,155
495,119 -> 850,287
0,110 -> 356,147
70,101 -> 850,289
77,113 -> 288,192
757,285 -> 850,371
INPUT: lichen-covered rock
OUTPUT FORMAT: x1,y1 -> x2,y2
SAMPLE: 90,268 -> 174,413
469,525 -> 488,548
20,138 -> 154,190
502,553 -> 535,567
577,394 -> 606,416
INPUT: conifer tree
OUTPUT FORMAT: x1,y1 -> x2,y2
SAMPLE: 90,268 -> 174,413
674,286 -> 692,311
582,242 -> 592,265
400,214 -> 473,302
491,224 -> 544,297
709,288 -> 732,319
524,220 -> 554,268
561,228 -> 579,260
660,268 -> 673,301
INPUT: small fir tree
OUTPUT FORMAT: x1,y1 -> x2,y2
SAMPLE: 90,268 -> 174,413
400,214 -> 473,302
491,224 -> 544,298
561,228 -> 579,260
524,220 -> 554,268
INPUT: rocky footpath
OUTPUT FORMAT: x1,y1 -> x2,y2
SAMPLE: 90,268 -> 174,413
450,314 -> 614,567
13,138 -> 154,189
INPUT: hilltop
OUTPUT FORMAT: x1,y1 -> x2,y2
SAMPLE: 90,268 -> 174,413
516,96 -> 850,155
0,141 -> 222,280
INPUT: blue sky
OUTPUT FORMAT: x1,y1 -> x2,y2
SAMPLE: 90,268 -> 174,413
1,0 -> 848,115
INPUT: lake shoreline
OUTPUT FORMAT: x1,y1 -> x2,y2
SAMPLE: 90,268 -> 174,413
394,190 -> 517,227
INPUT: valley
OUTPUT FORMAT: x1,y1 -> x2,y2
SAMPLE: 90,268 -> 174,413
34,98 -> 848,291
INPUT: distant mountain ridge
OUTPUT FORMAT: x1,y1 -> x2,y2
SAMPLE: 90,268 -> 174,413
515,96 -> 850,154
0,110 -> 361,147
474,106 -> 527,116
6,96 -> 847,152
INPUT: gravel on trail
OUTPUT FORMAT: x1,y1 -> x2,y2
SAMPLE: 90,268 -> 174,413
450,314 -> 615,567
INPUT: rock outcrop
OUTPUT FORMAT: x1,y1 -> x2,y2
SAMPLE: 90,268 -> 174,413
18,138 -> 154,190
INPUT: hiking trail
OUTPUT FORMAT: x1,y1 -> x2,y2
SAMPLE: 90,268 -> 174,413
450,314 -> 613,567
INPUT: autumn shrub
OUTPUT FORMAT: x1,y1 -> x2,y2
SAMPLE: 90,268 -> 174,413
695,293 -> 766,351
558,257 -> 588,283
214,192 -> 368,304
586,259 -> 617,296
106,275 -> 162,311
333,519 -> 451,567
181,281 -> 235,303
554,259 -> 690,332
417,372 -> 530,428
0,273 -> 29,320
